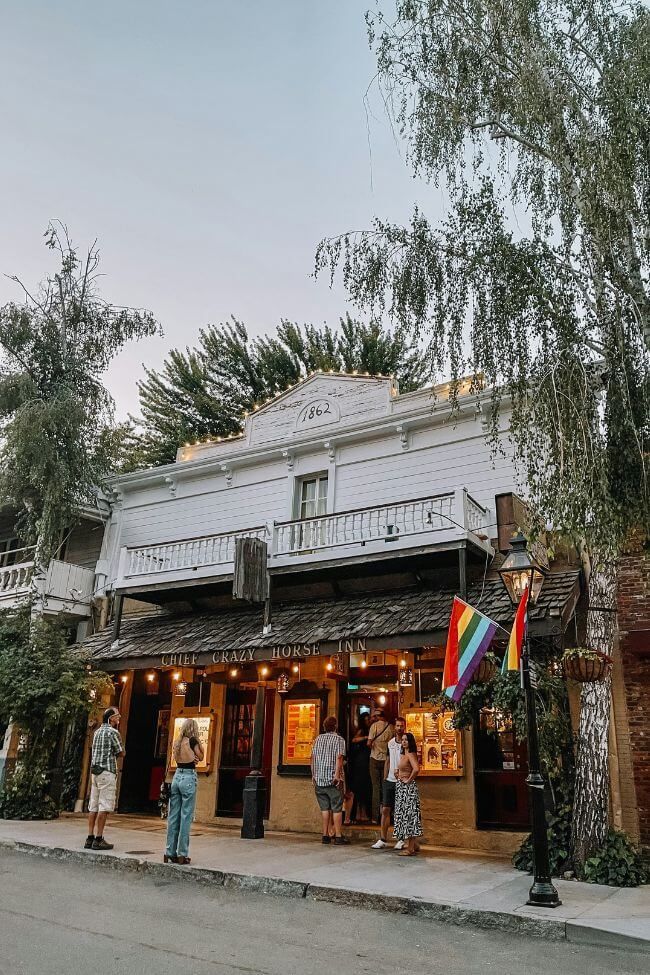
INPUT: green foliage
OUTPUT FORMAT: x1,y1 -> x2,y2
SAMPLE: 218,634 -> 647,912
316,1 -> 650,555
512,788 -> 574,878
583,830 -> 648,887
0,223 -> 158,561
430,661 -> 572,782
127,314 -> 427,468
0,759 -> 59,821
562,646 -> 610,661
0,606 -> 111,819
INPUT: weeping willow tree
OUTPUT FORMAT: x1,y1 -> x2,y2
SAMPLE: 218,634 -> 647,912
0,225 -> 158,816
316,1 -> 649,868
0,223 -> 159,572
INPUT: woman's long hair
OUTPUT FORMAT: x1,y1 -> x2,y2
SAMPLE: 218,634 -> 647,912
403,732 -> 418,754
173,717 -> 200,762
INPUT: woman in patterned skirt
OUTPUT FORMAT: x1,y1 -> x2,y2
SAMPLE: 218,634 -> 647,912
394,732 -> 423,856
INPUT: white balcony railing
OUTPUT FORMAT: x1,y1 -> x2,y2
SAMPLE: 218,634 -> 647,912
0,557 -> 95,613
124,526 -> 268,578
275,494 -> 456,555
0,561 -> 34,595
119,490 -> 491,583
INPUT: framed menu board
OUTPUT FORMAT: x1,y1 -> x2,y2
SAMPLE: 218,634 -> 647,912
282,699 -> 320,766
403,708 -> 463,776
170,715 -> 213,772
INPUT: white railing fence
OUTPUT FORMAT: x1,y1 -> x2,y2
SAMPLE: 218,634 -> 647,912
0,561 -> 34,594
274,494 -> 455,555
124,526 -> 267,578
120,490 -> 491,580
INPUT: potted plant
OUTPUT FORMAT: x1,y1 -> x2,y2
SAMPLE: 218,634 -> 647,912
472,652 -> 499,684
562,647 -> 612,683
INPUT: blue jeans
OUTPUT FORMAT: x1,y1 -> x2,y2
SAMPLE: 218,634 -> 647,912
165,769 -> 197,858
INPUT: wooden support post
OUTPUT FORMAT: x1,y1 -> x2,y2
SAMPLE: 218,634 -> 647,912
263,573 -> 272,635
458,544 -> 467,600
111,593 -> 124,645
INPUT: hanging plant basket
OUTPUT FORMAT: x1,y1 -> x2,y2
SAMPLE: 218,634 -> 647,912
472,656 -> 498,684
562,649 -> 612,683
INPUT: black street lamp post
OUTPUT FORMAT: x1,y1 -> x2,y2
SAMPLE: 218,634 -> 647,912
498,534 -> 561,908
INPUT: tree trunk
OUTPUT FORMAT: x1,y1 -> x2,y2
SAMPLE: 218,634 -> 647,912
571,557 -> 617,869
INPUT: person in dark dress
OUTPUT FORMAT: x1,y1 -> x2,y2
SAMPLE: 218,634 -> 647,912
348,713 -> 372,824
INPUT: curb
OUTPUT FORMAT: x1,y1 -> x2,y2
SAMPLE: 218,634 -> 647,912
1,839 -> 647,953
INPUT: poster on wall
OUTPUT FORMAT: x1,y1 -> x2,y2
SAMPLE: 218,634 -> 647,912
440,713 -> 460,771
403,708 -> 463,775
170,715 -> 212,771
283,700 -> 320,765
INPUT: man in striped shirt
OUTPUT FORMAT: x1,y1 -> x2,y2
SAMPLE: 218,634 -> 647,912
311,716 -> 350,845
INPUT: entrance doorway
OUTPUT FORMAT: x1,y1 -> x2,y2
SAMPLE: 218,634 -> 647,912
474,708 -> 529,829
216,685 -> 275,818
119,671 -> 171,815
341,685 -> 399,826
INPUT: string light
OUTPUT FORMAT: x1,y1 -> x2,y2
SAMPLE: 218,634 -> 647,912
230,668 -> 238,678
172,672 -> 181,681
260,665 -> 269,677
120,675 -> 128,684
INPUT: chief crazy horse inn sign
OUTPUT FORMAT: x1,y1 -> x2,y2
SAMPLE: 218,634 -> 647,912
149,638 -> 379,671
160,642 -> 323,668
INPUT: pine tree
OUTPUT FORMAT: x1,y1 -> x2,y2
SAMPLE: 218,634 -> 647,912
127,314 -> 426,468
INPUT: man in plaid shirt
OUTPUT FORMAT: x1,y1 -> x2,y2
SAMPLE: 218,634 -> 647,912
84,707 -> 124,851
311,716 -> 350,845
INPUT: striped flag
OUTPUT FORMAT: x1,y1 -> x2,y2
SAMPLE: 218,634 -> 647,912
442,597 -> 499,701
502,587 -> 529,673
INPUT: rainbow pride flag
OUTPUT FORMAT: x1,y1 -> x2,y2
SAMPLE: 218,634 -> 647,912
442,597 -> 499,701
502,587 -> 529,673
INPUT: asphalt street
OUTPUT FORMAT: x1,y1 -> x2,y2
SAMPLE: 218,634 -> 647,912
0,850 -> 646,975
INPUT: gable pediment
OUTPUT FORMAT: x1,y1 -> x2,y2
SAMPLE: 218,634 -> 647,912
247,373 -> 394,447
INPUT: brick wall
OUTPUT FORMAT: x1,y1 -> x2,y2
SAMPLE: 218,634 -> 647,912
617,550 -> 650,849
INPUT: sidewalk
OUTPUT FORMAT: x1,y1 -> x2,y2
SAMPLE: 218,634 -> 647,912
1,814 -> 648,952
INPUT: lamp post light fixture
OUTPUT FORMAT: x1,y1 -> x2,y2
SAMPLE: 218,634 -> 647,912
498,533 -> 547,605
498,533 -> 560,908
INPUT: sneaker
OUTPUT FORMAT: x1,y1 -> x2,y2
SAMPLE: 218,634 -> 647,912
371,839 -> 387,849
91,837 -> 114,851
333,836 -> 350,845
83,835 -> 95,850
394,840 -> 405,850
321,835 -> 332,844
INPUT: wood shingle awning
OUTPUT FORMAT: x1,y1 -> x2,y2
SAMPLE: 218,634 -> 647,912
85,572 -> 581,670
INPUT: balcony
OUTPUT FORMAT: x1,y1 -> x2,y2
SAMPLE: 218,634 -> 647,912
0,556 -> 96,615
116,489 -> 493,593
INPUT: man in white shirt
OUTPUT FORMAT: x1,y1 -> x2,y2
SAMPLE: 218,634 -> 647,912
367,709 -> 394,823
371,715 -> 406,850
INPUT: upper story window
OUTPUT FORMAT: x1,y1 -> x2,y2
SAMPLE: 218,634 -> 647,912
0,537 -> 24,567
299,475 -> 328,520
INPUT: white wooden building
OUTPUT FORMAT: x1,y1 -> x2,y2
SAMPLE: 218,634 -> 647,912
86,373 -> 582,852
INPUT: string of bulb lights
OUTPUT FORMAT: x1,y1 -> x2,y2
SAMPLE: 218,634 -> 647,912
182,370 -> 396,449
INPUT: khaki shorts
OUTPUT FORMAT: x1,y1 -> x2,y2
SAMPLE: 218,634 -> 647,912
89,771 -> 117,813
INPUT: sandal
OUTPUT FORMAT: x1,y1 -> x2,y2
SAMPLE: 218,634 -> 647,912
397,850 -> 417,857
